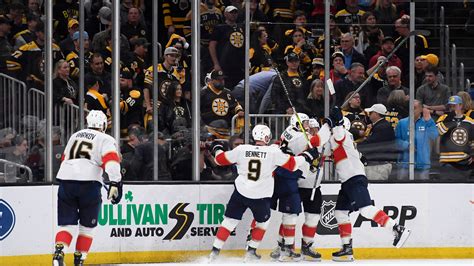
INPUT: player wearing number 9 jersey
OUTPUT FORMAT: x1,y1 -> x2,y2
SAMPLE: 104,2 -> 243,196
208,124 -> 318,263
53,110 -> 122,266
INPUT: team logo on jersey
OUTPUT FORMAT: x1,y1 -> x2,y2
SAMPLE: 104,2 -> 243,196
451,127 -> 468,146
352,120 -> 366,131
0,199 -> 16,240
212,98 -> 229,116
160,80 -> 172,97
291,78 -> 302,88
229,31 -> 244,48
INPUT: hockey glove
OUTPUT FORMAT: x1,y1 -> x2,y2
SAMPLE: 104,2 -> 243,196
209,141 -> 225,157
360,155 -> 368,166
323,117 -> 334,128
301,148 -> 319,164
330,106 -> 344,126
108,181 -> 123,204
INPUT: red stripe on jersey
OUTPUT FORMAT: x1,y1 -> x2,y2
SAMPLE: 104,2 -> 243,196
281,156 -> 296,171
310,135 -> 320,147
102,152 -> 121,169
373,210 -> 390,227
251,227 -> 266,241
61,153 -> 65,162
55,230 -> 73,246
216,226 -> 231,241
215,152 -> 232,166
338,223 -> 352,238
333,143 -> 348,164
76,234 -> 93,253
302,224 -> 317,238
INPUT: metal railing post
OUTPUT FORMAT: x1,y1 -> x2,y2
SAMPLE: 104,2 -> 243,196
459,63 -> 465,91
445,25 -> 450,88
451,44 -> 457,93
440,6 -> 445,69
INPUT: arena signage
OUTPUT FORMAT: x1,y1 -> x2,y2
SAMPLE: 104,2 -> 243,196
0,199 -> 16,240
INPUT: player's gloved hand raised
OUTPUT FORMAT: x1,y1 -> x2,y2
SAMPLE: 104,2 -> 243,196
209,141 -> 225,157
330,106 -> 344,126
323,117 -> 334,128
108,181 -> 123,204
301,147 -> 319,164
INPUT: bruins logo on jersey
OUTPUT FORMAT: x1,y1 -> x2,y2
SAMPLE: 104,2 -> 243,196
352,120 -> 366,131
212,98 -> 229,116
174,106 -> 185,117
450,127 -> 468,146
160,80 -> 172,97
291,78 -> 302,88
230,31 -> 244,48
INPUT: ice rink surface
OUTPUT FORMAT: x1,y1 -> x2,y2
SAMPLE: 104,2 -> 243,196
116,258 -> 474,266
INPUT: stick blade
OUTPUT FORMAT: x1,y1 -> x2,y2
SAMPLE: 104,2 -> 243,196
326,79 -> 336,95
411,29 -> 431,37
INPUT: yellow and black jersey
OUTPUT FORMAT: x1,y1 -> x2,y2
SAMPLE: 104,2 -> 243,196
128,53 -> 148,89
162,0 -> 191,37
284,45 -> 314,65
85,89 -> 109,114
200,84 -> 243,126
394,34 -> 429,56
185,3 -> 223,44
144,64 -> 184,101
53,2 -> 79,40
335,9 -> 365,34
66,50 -> 93,81
249,41 -> 278,74
265,0 -> 296,22
285,26 -> 311,38
342,108 -> 368,142
99,46 -> 113,73
210,23 -> 245,70
437,114 -> 474,165
120,88 -> 143,127
7,41 -> 64,86
384,106 -> 407,129
12,29 -> 36,50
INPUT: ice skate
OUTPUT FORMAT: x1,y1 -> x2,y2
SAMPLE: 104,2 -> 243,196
393,224 -> 411,248
208,246 -> 220,262
301,240 -> 322,261
278,244 -> 302,262
332,239 -> 354,262
269,241 -> 283,261
73,252 -> 84,266
52,244 -> 65,266
243,246 -> 261,263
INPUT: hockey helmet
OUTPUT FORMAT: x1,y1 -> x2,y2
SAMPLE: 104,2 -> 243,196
290,113 -> 310,130
308,118 -> 320,129
86,110 -> 107,132
252,124 -> 272,144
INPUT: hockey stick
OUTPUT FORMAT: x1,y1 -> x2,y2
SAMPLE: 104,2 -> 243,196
341,29 -> 431,107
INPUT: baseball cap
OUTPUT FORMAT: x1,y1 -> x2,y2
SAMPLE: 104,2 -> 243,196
67,18 -> 79,29
224,5 -> 238,13
164,46 -> 179,55
210,70 -> 225,80
131,37 -> 150,48
120,69 -> 133,79
312,57 -> 324,67
420,53 -> 439,67
285,52 -> 300,62
382,36 -> 395,44
98,6 -> 112,25
331,51 -> 345,62
447,95 -> 462,105
72,31 -> 89,41
365,103 -> 387,115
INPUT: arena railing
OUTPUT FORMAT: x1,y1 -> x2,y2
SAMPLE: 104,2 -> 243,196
0,158 -> 33,183
0,73 -> 28,140
231,114 -> 292,140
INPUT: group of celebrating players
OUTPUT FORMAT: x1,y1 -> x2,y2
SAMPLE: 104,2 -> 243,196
208,106 -> 411,263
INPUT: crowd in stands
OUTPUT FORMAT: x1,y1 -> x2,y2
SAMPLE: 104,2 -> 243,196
0,0 -> 472,182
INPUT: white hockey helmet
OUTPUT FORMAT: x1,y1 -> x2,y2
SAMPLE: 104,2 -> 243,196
252,124 -> 272,144
343,116 -> 351,130
86,110 -> 107,131
308,118 -> 320,129
290,113 -> 310,129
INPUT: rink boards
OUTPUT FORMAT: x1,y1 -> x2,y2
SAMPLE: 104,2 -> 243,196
0,183 -> 473,264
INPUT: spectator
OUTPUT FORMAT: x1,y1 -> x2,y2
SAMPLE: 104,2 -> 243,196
91,6 -> 130,52
162,0 -> 191,38
376,66 -> 408,106
335,0 -> 365,35
0,17 -> 12,59
231,69 -> 277,114
363,30 -> 383,63
66,31 -> 93,82
369,36 -> 402,71
458,91 -> 474,119
121,125 -> 145,156
209,5 -> 245,88
342,91 -> 368,142
330,51 -> 348,84
315,14 -> 342,57
416,65 -> 451,120
52,59 -> 78,107
237,0 -> 268,31
119,70 -> 143,130
436,96 -> 473,179
307,57 -> 324,83
2,135 -> 28,183
52,0 -> 79,41
12,13 -> 38,50
128,37 -> 149,90
265,0 -> 295,46
84,53 -> 112,97
249,28 -> 278,74
356,11 -> 383,55
0,128 -> 16,149
5,3 -> 27,41
340,32 -> 366,69
385,89 -> 408,128
84,75 -> 110,117
271,52 -> 306,114
414,55 -> 425,90
334,62 -> 366,107
159,80 -> 191,136
374,0 -> 398,36
59,18 -> 79,57
420,53 -> 445,85
200,70 -> 244,132
121,7 -> 147,42
395,100 -> 438,180
305,79 -> 325,119
27,0 -> 42,17
284,28 -> 316,75
359,103 -> 396,180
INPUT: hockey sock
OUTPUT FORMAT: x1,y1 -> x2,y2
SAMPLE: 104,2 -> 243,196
335,210 -> 352,245
213,217 -> 239,249
248,220 -> 269,249
76,225 -> 94,260
55,225 -> 75,247
360,206 -> 396,231
282,214 -> 297,245
277,223 -> 284,243
250,219 -> 256,230
302,213 -> 320,244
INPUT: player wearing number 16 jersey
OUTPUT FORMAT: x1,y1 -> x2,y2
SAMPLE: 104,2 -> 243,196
53,111 -> 123,266
208,124 -> 319,263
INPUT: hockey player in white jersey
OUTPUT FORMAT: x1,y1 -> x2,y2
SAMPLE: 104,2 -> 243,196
208,124 -> 319,262
327,107 -> 411,262
269,113 -> 331,262
53,110 -> 122,266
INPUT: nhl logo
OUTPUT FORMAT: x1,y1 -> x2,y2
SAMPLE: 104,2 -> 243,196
317,195 -> 339,235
